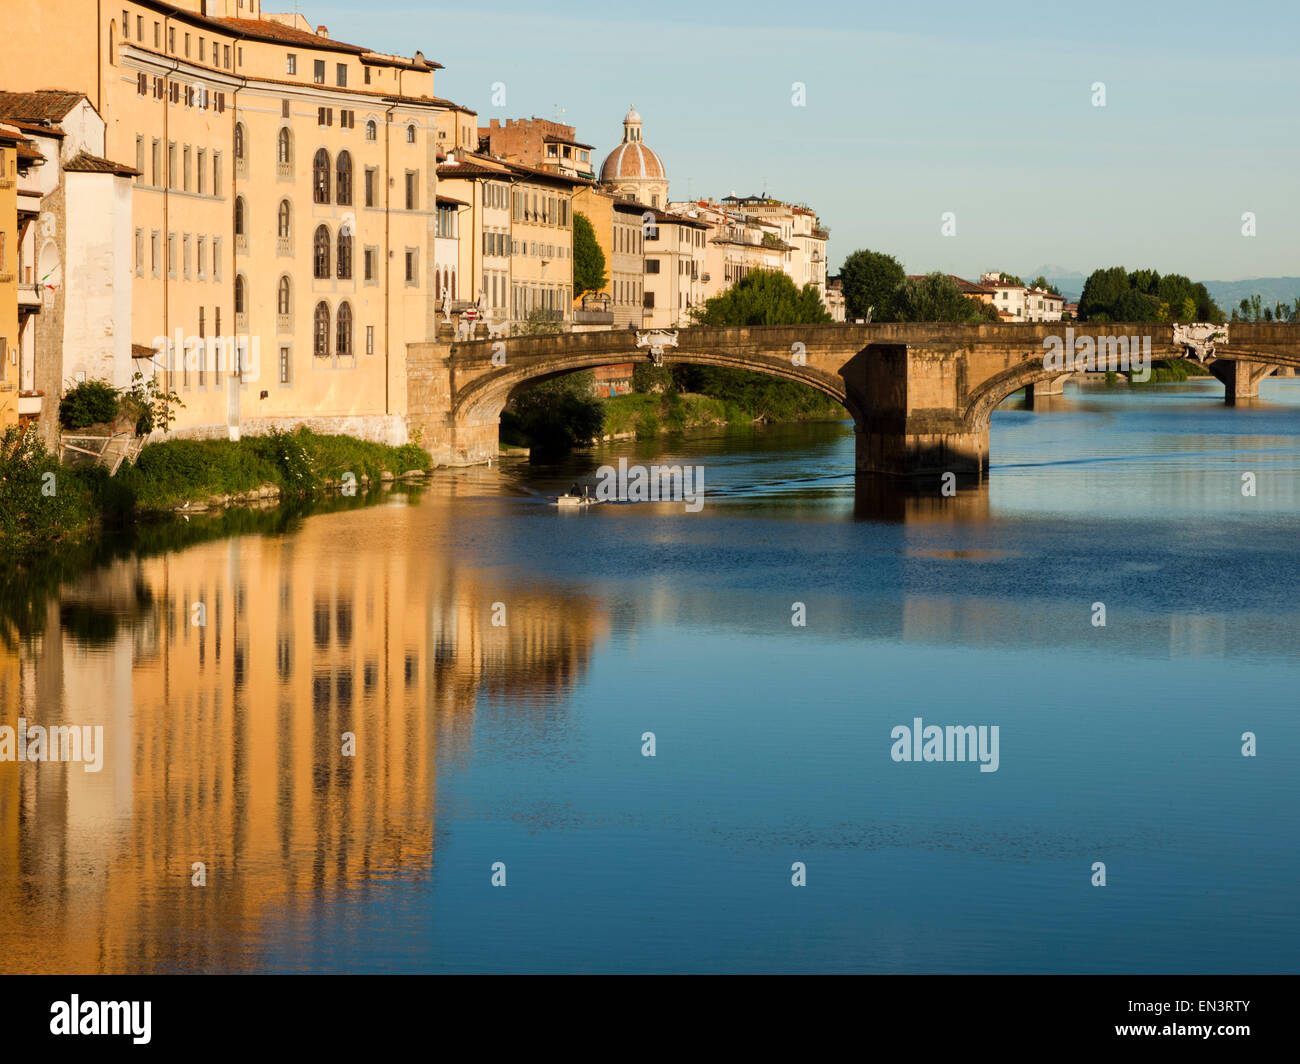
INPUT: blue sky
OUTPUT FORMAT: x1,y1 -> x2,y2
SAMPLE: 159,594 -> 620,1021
305,0 -> 1300,281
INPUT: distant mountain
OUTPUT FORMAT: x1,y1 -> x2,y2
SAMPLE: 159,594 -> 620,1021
1198,277 -> 1300,314
1021,265 -> 1086,302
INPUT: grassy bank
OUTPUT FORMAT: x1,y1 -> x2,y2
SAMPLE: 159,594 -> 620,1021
601,389 -> 842,440
0,426 -> 430,562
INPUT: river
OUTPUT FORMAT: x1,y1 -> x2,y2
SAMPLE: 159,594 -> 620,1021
1,377 -> 1298,973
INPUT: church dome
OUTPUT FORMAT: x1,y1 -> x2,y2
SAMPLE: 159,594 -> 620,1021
599,105 -> 666,183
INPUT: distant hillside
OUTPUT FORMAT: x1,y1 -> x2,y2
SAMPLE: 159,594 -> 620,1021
1199,277 -> 1300,313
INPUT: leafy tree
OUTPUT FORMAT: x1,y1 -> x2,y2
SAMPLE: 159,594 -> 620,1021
1079,266 -> 1130,322
692,268 -> 830,326
675,269 -> 836,420
838,249 -> 905,321
501,372 -> 604,458
891,272 -> 993,322
571,212 -> 607,300
1029,275 -> 1062,297
59,379 -> 119,430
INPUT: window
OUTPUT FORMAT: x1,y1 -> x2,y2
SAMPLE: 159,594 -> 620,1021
404,248 -> 417,285
234,275 -> 246,314
134,228 -> 143,276
282,99 -> 290,119
363,248 -> 377,282
234,196 -> 246,236
336,151 -> 352,206
213,237 -> 222,281
234,123 -> 245,161
137,15 -> 142,39
167,232 -> 176,279
337,64 -> 347,87
286,53 -> 297,75
336,302 -> 353,356
168,27 -> 175,52
197,236 -> 206,279
151,231 -> 159,277
340,110 -> 353,129
314,59 -> 325,84
277,200 -> 291,238
280,346 -> 291,384
336,229 -> 352,280
135,135 -> 144,178
364,168 -> 376,207
167,142 -> 176,187
184,32 -> 190,57
277,127 -> 291,166
365,120 -> 376,142
643,291 -> 655,308
137,72 -> 147,96
183,234 -> 192,278
212,41 -> 218,65
313,149 -> 330,203
183,146 -> 191,191
366,326 -> 374,355
278,276 -> 291,316
213,152 -> 222,193
197,149 -> 206,194
314,226 -> 331,279
224,44 -> 231,68
406,124 -> 415,144
197,307 -> 205,386
317,107 -> 332,127
405,171 -> 417,210
154,22 -> 159,47
314,303 -> 330,357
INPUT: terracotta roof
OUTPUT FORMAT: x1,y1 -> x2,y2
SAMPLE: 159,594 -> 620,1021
132,344 -> 158,360
63,151 -> 141,177
907,274 -> 993,295
214,17 -> 369,53
437,160 -> 511,180
4,118 -> 66,139
15,144 -> 45,166
436,194 -> 470,206
0,89 -> 84,124
544,134 -> 594,149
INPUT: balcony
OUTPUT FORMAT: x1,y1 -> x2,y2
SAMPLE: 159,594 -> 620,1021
17,283 -> 42,309
17,390 -> 43,416
236,234 -> 248,253
276,236 -> 292,256
277,162 -> 292,180
276,313 -> 291,333
235,312 -> 248,332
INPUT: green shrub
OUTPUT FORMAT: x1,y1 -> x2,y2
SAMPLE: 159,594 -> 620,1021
59,379 -> 119,429
0,426 -> 94,555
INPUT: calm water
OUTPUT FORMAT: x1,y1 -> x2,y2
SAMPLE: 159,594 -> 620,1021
2,378 -> 1298,973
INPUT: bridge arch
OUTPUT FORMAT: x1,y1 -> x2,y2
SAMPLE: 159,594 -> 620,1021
452,347 -> 860,424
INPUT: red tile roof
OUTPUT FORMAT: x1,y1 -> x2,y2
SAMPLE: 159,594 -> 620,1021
0,90 -> 85,124
63,151 -> 141,177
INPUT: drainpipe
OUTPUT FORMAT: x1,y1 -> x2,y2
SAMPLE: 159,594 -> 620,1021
384,101 -> 395,414
161,51 -> 180,386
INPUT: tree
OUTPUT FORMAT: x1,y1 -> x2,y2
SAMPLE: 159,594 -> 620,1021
692,268 -> 830,326
501,372 -> 604,458
891,272 -> 993,323
571,212 -> 607,300
838,249 -> 905,321
1029,275 -> 1062,297
1079,266 -> 1130,322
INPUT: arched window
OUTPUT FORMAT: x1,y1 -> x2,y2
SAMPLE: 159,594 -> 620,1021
277,275 -> 291,316
313,225 -> 331,279
336,228 -> 352,280
336,150 -> 352,206
277,127 -> 292,165
277,199 -> 291,238
234,196 -> 246,235
435,268 -> 442,296
313,302 -> 330,358
365,119 -> 377,142
234,122 -> 246,160
234,275 -> 246,314
337,302 -> 353,358
313,148 -> 330,204
406,124 -> 415,144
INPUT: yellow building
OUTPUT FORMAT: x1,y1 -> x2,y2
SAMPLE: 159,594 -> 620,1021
0,1 -> 471,444
0,123 -> 44,431
436,151 -> 587,332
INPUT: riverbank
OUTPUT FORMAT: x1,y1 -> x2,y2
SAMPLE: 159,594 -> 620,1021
601,390 -> 843,439
0,426 -> 431,563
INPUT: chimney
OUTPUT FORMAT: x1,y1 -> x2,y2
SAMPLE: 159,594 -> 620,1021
316,25 -> 329,38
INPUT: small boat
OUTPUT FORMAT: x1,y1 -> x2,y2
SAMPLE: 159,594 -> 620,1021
553,493 -> 599,508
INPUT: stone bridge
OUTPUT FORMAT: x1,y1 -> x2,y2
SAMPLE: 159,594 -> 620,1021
406,322 -> 1300,476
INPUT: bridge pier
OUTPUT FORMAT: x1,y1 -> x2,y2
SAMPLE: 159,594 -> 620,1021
854,422 -> 988,478
1025,373 -> 1071,405
1209,359 -> 1275,405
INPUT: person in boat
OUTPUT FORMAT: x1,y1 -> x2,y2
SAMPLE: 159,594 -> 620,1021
569,482 -> 580,497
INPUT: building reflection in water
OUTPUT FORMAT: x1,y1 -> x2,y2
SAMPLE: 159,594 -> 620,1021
0,498 -> 608,973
